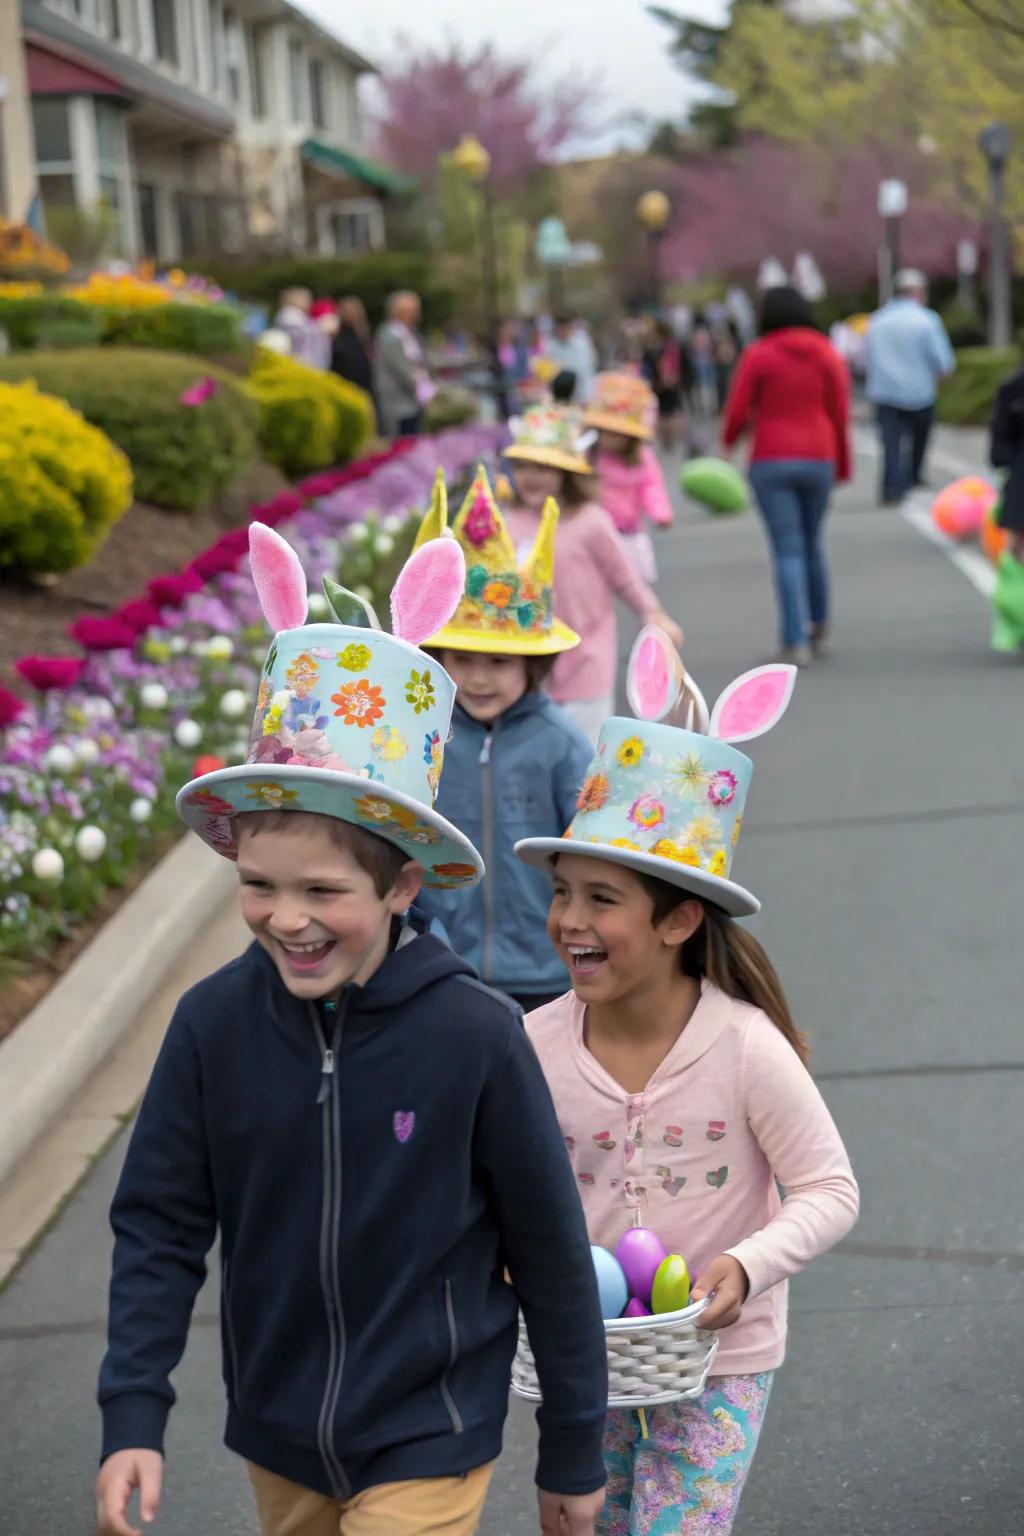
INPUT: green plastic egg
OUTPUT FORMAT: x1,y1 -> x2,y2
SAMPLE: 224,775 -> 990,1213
651,1253 -> 690,1313
680,457 -> 747,514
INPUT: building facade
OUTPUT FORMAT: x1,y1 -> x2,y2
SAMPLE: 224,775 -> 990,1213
1,0 -> 409,263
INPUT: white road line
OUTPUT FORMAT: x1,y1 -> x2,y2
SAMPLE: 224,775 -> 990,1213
853,427 -> 996,599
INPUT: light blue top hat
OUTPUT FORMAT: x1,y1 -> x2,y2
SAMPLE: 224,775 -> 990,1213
176,478 -> 484,891
515,627 -> 796,915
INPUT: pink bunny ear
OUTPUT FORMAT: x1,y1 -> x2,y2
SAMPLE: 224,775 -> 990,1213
248,522 -> 308,632
627,626 -> 674,720
390,532 -> 466,645
709,665 -> 796,743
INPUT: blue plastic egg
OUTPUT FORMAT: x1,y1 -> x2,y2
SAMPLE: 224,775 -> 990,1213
591,1244 -> 629,1320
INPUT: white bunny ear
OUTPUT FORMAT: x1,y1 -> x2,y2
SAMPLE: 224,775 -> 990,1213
576,428 -> 598,455
709,664 -> 796,743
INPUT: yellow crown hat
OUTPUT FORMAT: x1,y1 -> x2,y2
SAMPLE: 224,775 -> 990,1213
415,465 -> 580,655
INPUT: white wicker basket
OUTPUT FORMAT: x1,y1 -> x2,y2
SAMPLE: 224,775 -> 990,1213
511,1296 -> 719,1408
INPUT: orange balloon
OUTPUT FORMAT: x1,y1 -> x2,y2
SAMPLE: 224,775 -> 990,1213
981,505 -> 1010,564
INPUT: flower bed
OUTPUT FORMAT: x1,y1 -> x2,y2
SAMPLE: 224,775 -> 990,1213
0,427 -> 500,1018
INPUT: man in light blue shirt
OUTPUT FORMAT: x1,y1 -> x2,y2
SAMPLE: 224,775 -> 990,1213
867,270 -> 955,503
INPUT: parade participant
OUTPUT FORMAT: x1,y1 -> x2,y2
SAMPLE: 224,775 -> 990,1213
585,373 -> 675,582
417,466 -> 592,1013
517,630 -> 859,1535
95,511 -> 608,1536
504,405 -> 682,744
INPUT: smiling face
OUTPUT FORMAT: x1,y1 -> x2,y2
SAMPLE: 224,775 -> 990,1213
547,853 -> 703,1005
236,814 -> 422,999
512,462 -> 564,511
442,649 -> 530,724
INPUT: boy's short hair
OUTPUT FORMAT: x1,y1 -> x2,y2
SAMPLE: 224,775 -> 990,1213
234,810 -> 411,897
427,647 -> 556,693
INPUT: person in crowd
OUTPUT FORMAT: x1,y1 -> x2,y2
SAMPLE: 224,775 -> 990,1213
374,290 -> 435,437
642,320 -> 691,450
722,285 -> 851,666
867,269 -> 955,505
272,288 -> 328,369
517,633 -> 859,1536
585,372 -> 674,581
329,296 -> 374,399
417,467 -> 592,1015
688,318 -> 718,420
544,314 -> 599,404
503,405 -> 682,743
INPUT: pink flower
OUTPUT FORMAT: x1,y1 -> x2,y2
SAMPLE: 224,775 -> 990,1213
178,376 -> 218,407
707,769 -> 738,808
148,571 -> 203,609
114,599 -> 162,634
15,655 -> 86,692
463,492 -> 495,547
296,472 -> 339,498
188,544 -> 239,580
68,616 -> 137,651
0,686 -> 25,728
628,793 -> 666,831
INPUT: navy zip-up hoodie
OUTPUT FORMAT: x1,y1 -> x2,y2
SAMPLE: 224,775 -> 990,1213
98,926 -> 607,1497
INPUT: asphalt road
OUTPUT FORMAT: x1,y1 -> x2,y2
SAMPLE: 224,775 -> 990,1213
2,433 -> 1022,1536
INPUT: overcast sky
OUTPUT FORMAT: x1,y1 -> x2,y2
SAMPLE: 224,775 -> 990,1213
293,0 -> 726,153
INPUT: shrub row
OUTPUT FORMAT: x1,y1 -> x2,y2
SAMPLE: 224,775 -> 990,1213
0,294 -> 243,354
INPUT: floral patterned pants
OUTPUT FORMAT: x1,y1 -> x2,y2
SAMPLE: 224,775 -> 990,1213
599,1373 -> 773,1536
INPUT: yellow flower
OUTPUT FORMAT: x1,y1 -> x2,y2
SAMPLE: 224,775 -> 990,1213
682,815 -> 721,853
609,837 -> 642,850
707,849 -> 728,876
616,736 -> 646,768
371,725 -> 408,762
338,642 -> 372,672
245,781 -> 297,807
651,839 -> 701,866
731,815 -> 742,848
262,705 -> 284,736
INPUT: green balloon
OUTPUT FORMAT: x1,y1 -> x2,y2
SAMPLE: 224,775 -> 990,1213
681,457 -> 748,514
651,1253 -> 691,1313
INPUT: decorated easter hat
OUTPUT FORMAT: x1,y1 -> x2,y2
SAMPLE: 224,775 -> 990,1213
415,465 -> 580,656
515,628 -> 796,915
505,404 -> 594,476
175,487 -> 484,891
584,371 -> 656,441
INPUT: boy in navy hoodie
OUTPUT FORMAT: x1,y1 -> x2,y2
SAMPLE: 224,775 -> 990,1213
96,516 -> 607,1536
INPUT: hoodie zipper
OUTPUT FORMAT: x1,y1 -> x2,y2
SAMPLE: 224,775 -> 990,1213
310,1000 -> 351,1499
479,724 -> 498,981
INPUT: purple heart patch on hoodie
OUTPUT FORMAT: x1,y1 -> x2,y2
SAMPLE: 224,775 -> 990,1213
393,1110 -> 415,1144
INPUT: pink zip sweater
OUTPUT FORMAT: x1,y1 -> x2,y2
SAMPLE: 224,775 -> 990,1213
504,501 -> 660,704
594,446 -> 674,536
526,983 -> 859,1375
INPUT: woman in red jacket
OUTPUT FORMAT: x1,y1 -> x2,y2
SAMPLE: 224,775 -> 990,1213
723,286 -> 851,664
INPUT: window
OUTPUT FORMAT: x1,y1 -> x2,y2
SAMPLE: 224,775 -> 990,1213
224,9 -> 245,106
38,174 -> 76,212
95,101 -> 122,167
99,173 -> 121,211
247,27 -> 266,118
136,182 -> 159,257
175,190 -> 197,256
330,208 -> 373,254
152,0 -> 179,66
288,39 -> 305,122
32,99 -> 73,164
309,58 -> 326,131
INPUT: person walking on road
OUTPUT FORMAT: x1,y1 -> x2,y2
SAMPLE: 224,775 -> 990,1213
866,269 -> 955,505
722,285 -> 851,665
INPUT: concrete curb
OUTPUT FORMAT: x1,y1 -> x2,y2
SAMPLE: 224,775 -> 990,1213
0,835 -> 235,1189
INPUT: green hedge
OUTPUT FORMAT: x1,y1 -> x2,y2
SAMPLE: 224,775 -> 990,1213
936,347 -> 1018,426
0,294 -> 243,354
0,348 -> 258,511
246,348 -> 375,477
198,251 -> 455,328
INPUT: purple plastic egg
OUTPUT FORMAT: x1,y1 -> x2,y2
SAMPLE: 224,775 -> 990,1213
623,1296 -> 652,1318
614,1227 -> 668,1305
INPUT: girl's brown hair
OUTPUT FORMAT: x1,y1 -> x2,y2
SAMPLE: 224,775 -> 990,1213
639,874 -> 809,1064
557,469 -> 596,507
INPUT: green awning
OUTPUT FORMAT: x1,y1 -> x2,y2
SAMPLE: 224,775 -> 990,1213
301,139 -> 417,197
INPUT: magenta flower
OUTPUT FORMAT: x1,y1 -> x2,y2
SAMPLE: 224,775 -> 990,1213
68,616 -> 137,652
0,687 -> 25,728
178,377 -> 218,407
148,571 -> 203,609
707,769 -> 738,808
15,655 -> 86,692
463,492 -> 495,547
114,599 -> 162,635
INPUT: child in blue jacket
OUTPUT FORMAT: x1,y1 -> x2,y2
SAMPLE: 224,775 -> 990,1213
417,466 -> 592,1011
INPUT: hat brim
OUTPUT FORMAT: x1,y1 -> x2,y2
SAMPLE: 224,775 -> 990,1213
506,445 -> 593,476
177,763 -> 484,890
583,410 -> 653,441
514,836 -> 759,917
425,618 -> 580,656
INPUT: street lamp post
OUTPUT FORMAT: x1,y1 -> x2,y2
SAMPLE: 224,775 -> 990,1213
451,133 -> 507,417
536,216 -> 572,312
979,122 -> 1012,350
877,179 -> 907,303
635,190 -> 671,310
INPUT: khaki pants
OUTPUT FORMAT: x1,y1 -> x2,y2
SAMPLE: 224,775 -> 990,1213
247,1461 -> 494,1536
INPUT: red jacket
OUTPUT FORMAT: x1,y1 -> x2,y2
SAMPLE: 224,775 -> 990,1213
722,328 -> 851,481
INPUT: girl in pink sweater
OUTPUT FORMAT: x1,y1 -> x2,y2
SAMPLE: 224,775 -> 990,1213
585,372 -> 675,582
505,405 -> 681,746
516,631 -> 859,1535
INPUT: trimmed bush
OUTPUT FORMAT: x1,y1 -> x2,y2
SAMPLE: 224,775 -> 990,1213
99,301 -> 243,354
246,348 -> 375,477
0,294 -> 103,350
937,347 -> 1018,426
0,379 -> 133,574
199,251 -> 455,328
0,349 -> 258,511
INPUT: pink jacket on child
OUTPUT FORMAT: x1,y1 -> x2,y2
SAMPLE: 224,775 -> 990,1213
594,446 -> 674,536
526,983 -> 859,1376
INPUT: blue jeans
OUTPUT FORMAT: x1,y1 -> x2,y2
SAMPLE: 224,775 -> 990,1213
749,459 -> 834,649
876,402 -> 933,501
